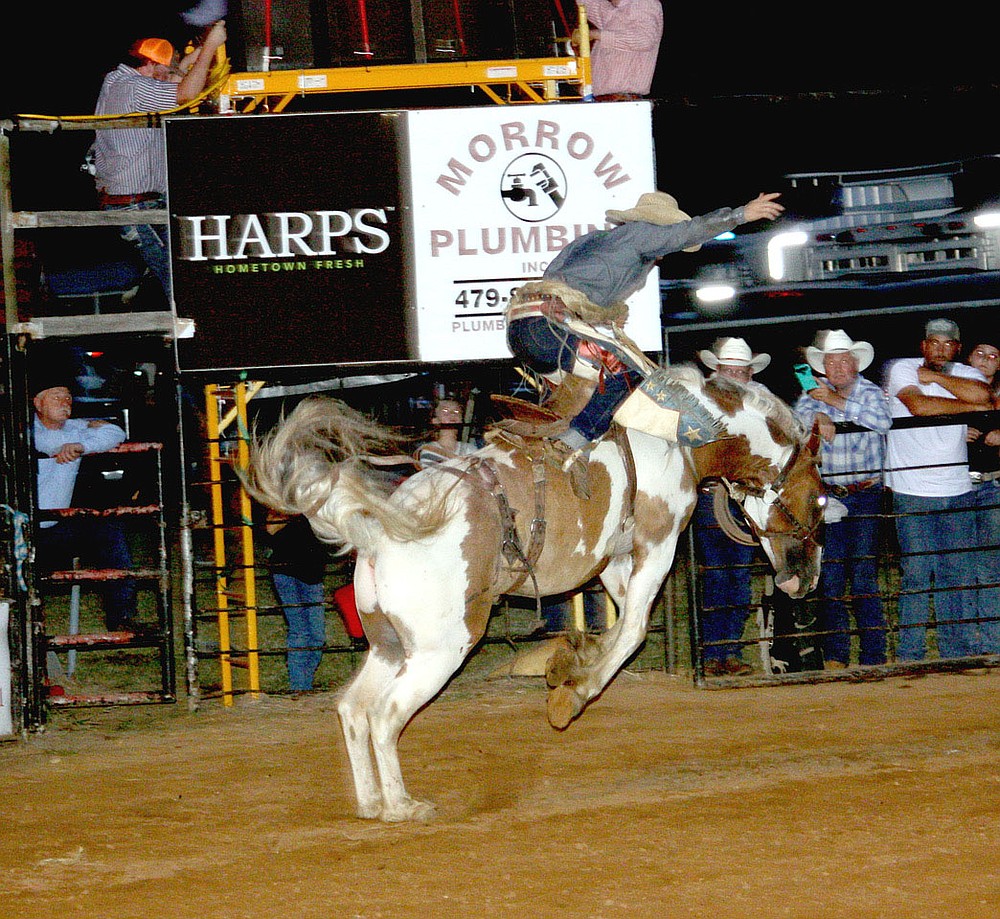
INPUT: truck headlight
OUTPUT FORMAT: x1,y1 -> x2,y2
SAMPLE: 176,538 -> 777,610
767,231 -> 808,280
695,284 -> 736,304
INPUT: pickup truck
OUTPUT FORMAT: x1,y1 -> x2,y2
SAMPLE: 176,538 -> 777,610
661,156 -> 1000,320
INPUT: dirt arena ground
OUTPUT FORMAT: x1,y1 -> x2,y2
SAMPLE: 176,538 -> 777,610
3,664 -> 999,919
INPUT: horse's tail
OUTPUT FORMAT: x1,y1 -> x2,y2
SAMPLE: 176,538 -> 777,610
246,396 -> 449,554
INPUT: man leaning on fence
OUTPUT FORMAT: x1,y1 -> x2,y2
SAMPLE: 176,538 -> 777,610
884,318 -> 992,661
793,330 -> 891,668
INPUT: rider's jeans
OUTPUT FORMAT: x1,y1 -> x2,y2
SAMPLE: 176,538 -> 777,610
506,316 -> 641,442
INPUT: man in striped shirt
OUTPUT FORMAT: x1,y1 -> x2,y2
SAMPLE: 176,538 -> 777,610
93,21 -> 227,301
793,329 -> 892,668
579,0 -> 663,101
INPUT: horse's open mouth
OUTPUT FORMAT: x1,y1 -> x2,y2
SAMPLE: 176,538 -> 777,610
774,572 -> 817,599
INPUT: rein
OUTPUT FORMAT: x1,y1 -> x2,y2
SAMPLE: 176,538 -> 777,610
720,441 -> 821,543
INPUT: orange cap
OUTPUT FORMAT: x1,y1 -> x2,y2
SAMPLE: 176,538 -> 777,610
130,37 -> 175,67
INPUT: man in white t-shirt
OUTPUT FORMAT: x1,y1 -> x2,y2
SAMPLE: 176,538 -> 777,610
885,318 -> 991,660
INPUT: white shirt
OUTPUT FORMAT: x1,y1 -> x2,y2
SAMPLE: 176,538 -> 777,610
884,358 -> 985,497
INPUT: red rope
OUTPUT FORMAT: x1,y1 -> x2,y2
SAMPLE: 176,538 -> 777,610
551,0 -> 571,35
357,0 -> 373,56
451,0 -> 468,55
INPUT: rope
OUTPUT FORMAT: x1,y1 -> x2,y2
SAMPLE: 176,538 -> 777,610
1,504 -> 30,591
16,58 -> 232,123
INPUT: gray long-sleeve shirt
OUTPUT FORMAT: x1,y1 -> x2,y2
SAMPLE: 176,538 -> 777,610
543,206 -> 745,309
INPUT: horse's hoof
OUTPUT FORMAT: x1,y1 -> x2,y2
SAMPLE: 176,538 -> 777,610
381,798 -> 437,823
547,684 -> 584,730
356,802 -> 382,820
545,642 -> 577,689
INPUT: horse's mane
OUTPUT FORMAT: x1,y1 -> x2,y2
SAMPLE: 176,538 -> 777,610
705,373 -> 805,440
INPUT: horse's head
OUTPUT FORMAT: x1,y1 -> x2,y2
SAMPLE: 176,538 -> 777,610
725,425 -> 825,598
697,379 -> 826,599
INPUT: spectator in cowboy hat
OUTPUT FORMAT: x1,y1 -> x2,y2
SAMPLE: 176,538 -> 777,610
793,329 -> 892,668
697,336 -> 771,380
692,337 -> 773,676
92,20 -> 227,301
504,191 -> 784,497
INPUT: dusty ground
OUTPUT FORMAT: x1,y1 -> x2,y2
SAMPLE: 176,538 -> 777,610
3,663 -> 999,919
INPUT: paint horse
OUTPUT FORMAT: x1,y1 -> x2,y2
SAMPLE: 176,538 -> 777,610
247,370 -> 824,822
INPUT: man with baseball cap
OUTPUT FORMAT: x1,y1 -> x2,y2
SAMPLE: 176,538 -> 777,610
505,190 -> 784,496
793,329 -> 892,669
692,337 -> 771,676
32,369 -> 141,634
92,20 -> 227,302
885,317 -> 992,661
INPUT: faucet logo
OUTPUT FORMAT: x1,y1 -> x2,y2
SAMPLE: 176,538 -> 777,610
499,154 -> 567,222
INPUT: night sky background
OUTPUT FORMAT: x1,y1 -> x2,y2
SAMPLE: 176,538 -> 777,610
7,1 -> 1000,207
6,1 -> 1000,385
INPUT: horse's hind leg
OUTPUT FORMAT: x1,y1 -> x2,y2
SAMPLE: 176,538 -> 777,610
368,641 -> 471,822
337,647 -> 400,819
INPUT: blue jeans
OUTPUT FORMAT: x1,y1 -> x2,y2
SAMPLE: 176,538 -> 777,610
820,487 -> 887,665
272,573 -> 326,691
893,491 -> 978,661
965,480 -> 1000,654
694,491 -> 756,662
36,518 -> 137,630
104,197 -> 170,299
507,316 -> 641,442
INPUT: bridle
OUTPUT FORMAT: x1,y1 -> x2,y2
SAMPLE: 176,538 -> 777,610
717,441 -> 825,546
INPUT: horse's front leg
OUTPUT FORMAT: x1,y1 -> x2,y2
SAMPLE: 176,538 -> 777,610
545,544 -> 675,729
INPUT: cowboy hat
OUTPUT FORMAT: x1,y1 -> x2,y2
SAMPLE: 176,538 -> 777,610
805,329 -> 874,374
606,192 -> 702,252
698,337 -> 770,373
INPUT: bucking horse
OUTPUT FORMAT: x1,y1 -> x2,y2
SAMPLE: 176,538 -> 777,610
247,369 -> 825,822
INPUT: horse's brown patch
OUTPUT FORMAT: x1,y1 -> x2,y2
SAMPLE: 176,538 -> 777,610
704,378 -> 744,416
490,443 -> 612,597
631,490 -> 679,571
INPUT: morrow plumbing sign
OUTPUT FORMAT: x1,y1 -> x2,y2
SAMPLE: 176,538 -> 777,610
165,104 -> 656,372
406,103 -> 658,361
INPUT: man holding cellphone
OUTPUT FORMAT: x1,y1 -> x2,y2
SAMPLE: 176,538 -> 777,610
793,329 -> 892,668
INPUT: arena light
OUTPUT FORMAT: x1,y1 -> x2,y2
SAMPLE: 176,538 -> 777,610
767,230 -> 807,280
695,284 -> 736,304
973,211 -> 1000,228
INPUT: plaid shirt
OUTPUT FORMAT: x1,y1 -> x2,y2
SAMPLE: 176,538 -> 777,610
794,375 -> 891,485
583,0 -> 663,97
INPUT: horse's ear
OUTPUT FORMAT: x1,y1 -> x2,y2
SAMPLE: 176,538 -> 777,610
806,420 -> 823,457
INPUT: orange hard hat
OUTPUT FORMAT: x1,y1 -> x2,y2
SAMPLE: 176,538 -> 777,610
130,37 -> 175,67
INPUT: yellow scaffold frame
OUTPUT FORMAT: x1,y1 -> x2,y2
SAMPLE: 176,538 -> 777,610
203,381 -> 265,705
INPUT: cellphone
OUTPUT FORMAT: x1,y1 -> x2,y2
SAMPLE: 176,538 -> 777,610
793,362 -> 819,392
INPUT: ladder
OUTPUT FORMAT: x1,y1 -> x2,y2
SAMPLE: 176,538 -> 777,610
39,441 -> 175,708
191,381 -> 264,707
